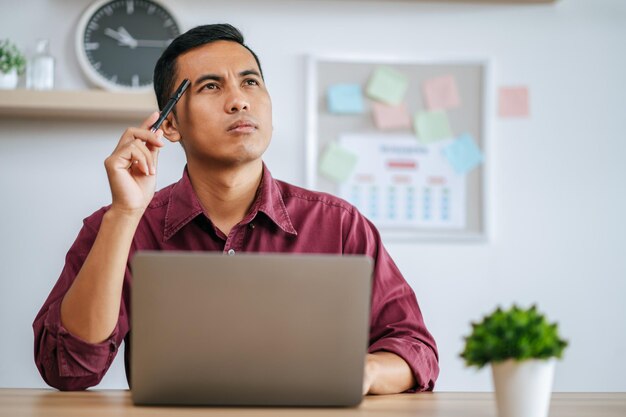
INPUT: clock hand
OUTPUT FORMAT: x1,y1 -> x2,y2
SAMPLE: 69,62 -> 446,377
117,26 -> 139,48
117,26 -> 135,41
104,27 -> 127,43
104,27 -> 136,48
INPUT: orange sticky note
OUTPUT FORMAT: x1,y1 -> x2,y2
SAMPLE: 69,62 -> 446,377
372,102 -> 412,130
423,75 -> 460,110
498,86 -> 530,118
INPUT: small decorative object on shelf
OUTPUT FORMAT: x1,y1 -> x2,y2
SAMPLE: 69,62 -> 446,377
460,304 -> 568,417
0,39 -> 26,90
26,39 -> 55,90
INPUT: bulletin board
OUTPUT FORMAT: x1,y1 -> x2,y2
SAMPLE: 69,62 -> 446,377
305,55 -> 492,241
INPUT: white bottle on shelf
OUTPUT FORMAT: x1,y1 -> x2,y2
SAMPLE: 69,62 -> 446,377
26,39 -> 55,90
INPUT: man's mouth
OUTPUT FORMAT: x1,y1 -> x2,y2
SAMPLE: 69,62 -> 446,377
227,119 -> 257,133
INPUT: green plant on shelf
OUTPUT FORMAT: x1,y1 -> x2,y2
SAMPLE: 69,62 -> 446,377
460,304 -> 568,369
0,39 -> 26,75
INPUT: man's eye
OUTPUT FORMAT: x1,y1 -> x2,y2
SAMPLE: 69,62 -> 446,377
202,83 -> 218,90
245,79 -> 259,86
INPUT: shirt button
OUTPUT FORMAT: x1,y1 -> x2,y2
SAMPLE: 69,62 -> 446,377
248,223 -> 255,230
227,249 -> 236,256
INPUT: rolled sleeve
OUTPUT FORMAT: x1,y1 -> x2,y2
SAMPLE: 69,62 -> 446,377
34,294 -> 124,391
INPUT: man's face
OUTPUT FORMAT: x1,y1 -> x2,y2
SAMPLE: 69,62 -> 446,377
167,40 -> 272,167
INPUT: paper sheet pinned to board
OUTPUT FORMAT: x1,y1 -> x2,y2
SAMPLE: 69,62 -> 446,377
337,133 -> 466,229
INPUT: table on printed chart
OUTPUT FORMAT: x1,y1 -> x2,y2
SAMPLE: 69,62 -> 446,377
0,390 -> 624,417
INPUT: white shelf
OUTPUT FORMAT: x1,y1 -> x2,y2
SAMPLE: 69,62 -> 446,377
0,89 -> 157,121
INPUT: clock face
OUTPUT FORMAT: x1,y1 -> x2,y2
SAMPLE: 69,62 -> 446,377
76,0 -> 181,90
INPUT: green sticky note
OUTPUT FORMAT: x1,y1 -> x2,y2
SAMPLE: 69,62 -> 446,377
366,66 -> 409,105
319,142 -> 358,183
414,111 -> 453,144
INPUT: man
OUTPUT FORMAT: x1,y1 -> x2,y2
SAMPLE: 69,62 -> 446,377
33,24 -> 439,394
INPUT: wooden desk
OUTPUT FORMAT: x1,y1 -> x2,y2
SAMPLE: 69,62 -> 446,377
0,390 -> 624,417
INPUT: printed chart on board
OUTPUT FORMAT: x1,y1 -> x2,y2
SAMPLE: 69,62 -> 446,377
338,134 -> 466,229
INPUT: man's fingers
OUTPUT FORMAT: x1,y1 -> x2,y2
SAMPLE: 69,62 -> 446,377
107,114 -> 164,176
107,139 -> 153,176
114,128 -> 164,155
127,139 -> 155,175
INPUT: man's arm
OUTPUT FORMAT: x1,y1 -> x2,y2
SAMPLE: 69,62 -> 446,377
343,212 -> 440,394
33,113 -> 164,390
60,112 -> 163,343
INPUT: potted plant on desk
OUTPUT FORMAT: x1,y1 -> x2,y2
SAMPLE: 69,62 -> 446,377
0,39 -> 26,89
460,304 -> 568,417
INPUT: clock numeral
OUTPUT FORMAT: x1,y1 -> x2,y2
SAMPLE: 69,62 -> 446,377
163,18 -> 174,28
110,75 -> 118,83
103,6 -> 113,16
132,75 -> 140,88
147,5 -> 156,14
85,42 -> 100,51
93,62 -> 102,70
88,21 -> 99,31
126,0 -> 134,14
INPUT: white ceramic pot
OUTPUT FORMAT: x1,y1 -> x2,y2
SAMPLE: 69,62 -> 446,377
0,68 -> 18,89
491,358 -> 556,417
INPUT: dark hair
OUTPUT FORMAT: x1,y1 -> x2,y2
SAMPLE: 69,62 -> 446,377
153,23 -> 264,110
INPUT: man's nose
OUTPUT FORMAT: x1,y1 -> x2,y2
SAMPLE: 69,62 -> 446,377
225,89 -> 250,113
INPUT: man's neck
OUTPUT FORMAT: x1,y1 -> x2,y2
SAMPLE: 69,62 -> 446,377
186,159 -> 264,236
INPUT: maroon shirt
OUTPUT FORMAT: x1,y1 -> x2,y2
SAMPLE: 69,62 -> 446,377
33,165 -> 439,392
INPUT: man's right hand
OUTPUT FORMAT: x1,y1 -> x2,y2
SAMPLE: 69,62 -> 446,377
105,112 -> 164,215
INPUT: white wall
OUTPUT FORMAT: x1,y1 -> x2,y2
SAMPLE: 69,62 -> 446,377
1,0 -> 624,391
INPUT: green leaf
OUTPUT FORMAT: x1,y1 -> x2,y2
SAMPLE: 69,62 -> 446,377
460,304 -> 568,368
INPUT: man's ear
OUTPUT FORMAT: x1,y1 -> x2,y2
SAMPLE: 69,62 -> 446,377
160,114 -> 182,143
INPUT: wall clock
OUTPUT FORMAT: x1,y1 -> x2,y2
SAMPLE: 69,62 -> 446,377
75,0 -> 181,91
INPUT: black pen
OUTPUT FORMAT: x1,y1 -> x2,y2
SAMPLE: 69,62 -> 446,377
150,78 -> 191,132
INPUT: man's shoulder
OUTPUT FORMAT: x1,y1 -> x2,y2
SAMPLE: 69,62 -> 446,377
273,178 -> 356,215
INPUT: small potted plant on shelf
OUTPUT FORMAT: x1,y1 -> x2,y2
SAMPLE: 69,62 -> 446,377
460,304 -> 568,417
0,39 -> 26,89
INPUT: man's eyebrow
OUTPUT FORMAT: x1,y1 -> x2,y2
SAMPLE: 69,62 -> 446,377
194,73 -> 223,86
193,69 -> 262,87
240,69 -> 261,78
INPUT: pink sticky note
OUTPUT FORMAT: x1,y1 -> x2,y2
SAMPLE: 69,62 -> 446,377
423,75 -> 461,110
371,102 -> 412,130
499,86 -> 530,118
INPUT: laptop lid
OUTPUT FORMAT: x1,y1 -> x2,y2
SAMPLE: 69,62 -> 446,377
130,251 -> 373,407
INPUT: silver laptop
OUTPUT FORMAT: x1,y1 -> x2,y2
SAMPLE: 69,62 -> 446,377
130,251 -> 373,407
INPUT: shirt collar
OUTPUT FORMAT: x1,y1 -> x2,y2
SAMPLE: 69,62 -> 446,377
247,163 -> 297,236
163,163 -> 297,241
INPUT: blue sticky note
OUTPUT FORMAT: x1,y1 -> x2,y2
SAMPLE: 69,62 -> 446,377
443,134 -> 484,175
327,84 -> 365,114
